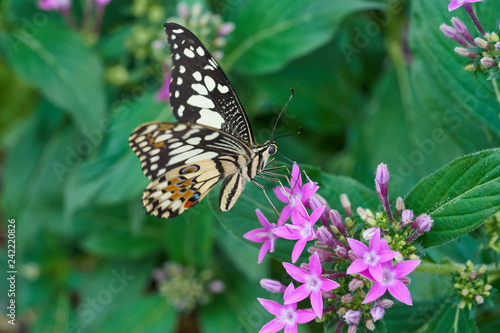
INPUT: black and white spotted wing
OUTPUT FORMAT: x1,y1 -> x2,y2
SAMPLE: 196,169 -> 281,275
165,22 -> 256,145
129,23 -> 279,219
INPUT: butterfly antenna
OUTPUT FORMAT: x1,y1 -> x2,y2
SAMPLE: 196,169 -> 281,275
271,88 -> 295,140
273,126 -> 303,141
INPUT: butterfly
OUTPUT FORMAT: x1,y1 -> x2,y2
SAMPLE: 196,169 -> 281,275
129,22 -> 279,219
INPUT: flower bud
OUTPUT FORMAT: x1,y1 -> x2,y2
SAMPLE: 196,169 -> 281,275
342,293 -> 354,303
414,214 -> 433,232
340,194 -> 353,216
348,278 -> 364,291
478,264 -> 487,276
344,309 -> 361,324
451,17 -> 475,44
348,324 -> 358,333
322,290 -> 337,299
396,197 -> 405,216
469,270 -> 477,281
177,2 -> 190,19
329,209 -> 346,235
440,24 -> 469,47
401,209 -> 414,226
218,22 -> 235,36
480,57 -> 497,69
365,318 -> 375,331
362,227 -> 379,240
357,207 -> 368,221
400,277 -> 411,285
475,37 -> 490,50
337,307 -> 347,316
377,299 -> 393,309
335,245 -> 348,259
348,250 -> 359,262
454,47 -> 477,59
371,305 -> 385,321
316,226 -> 334,247
208,280 -> 225,293
474,295 -> 484,304
260,279 -> 286,293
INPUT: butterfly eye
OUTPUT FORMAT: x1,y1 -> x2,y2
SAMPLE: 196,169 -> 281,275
268,144 -> 277,155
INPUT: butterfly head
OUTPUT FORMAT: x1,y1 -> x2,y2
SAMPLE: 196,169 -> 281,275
266,141 -> 278,155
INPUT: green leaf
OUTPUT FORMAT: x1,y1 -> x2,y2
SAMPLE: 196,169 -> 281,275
5,25 -> 106,131
224,0 -> 385,74
487,72 -> 500,80
405,149 -> 500,248
410,1 -> 500,133
425,304 -> 478,333
93,296 -> 177,333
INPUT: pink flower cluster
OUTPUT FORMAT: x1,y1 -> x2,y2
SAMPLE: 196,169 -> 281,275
245,163 -> 433,332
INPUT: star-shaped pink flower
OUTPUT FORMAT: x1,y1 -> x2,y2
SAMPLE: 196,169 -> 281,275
273,163 -> 319,224
273,201 -> 324,263
361,260 -> 421,305
346,228 -> 399,281
448,0 -> 482,11
244,209 -> 280,264
283,253 -> 339,318
258,283 -> 316,333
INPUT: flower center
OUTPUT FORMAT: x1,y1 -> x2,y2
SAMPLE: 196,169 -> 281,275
306,275 -> 321,291
363,250 -> 380,266
279,306 -> 297,326
299,223 -> 313,239
380,267 -> 395,286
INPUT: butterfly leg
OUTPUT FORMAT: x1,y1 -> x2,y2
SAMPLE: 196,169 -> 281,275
252,179 -> 281,218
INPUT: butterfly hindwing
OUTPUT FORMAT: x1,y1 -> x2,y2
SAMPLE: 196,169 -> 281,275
164,22 -> 256,145
129,121 -> 253,218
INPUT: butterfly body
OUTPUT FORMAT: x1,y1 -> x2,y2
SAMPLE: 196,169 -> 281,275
129,23 -> 278,219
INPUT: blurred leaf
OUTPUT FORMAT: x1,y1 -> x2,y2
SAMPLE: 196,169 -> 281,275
93,296 -> 177,333
163,200 -> 215,269
410,0 -> 500,133
405,149 -> 500,248
5,25 -> 106,131
77,258 -> 157,332
224,0 -> 385,74
425,305 -> 478,333
81,216 -> 163,258
383,300 -> 447,333
29,291 -> 76,333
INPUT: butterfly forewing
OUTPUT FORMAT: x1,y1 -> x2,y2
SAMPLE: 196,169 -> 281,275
164,22 -> 255,145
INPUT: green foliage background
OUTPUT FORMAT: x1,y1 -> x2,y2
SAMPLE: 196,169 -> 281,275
0,0 -> 499,332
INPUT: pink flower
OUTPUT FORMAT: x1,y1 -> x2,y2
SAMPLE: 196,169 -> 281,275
37,0 -> 71,11
344,309 -> 361,324
94,0 -> 111,6
283,253 -> 340,318
156,73 -> 171,102
346,228 -> 399,281
448,0 -> 482,12
273,201 -> 324,263
258,283 -> 317,333
244,210 -> 280,264
361,260 -> 421,305
274,164 -> 319,224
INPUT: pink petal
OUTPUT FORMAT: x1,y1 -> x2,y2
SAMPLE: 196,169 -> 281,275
369,264 -> 383,282
347,238 -> 368,257
300,182 -> 319,201
284,283 -> 310,304
273,225 -> 299,240
295,309 -> 317,324
392,260 -> 421,278
290,164 -> 302,189
274,186 -> 292,203
256,209 -> 272,228
379,239 -> 390,251
244,228 -> 268,242
310,289 -> 324,318
292,238 -> 307,263
258,298 -> 283,316
295,200 -> 308,220
309,252 -> 322,277
309,206 -> 325,225
260,319 -> 285,333
346,259 -> 368,275
362,282 -> 386,304
368,228 -> 381,252
378,250 -> 399,263
283,263 -> 308,283
258,241 -> 271,264
320,278 -> 339,291
283,282 -> 296,300
358,268 -> 375,281
388,280 -> 413,305
284,324 -> 298,333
